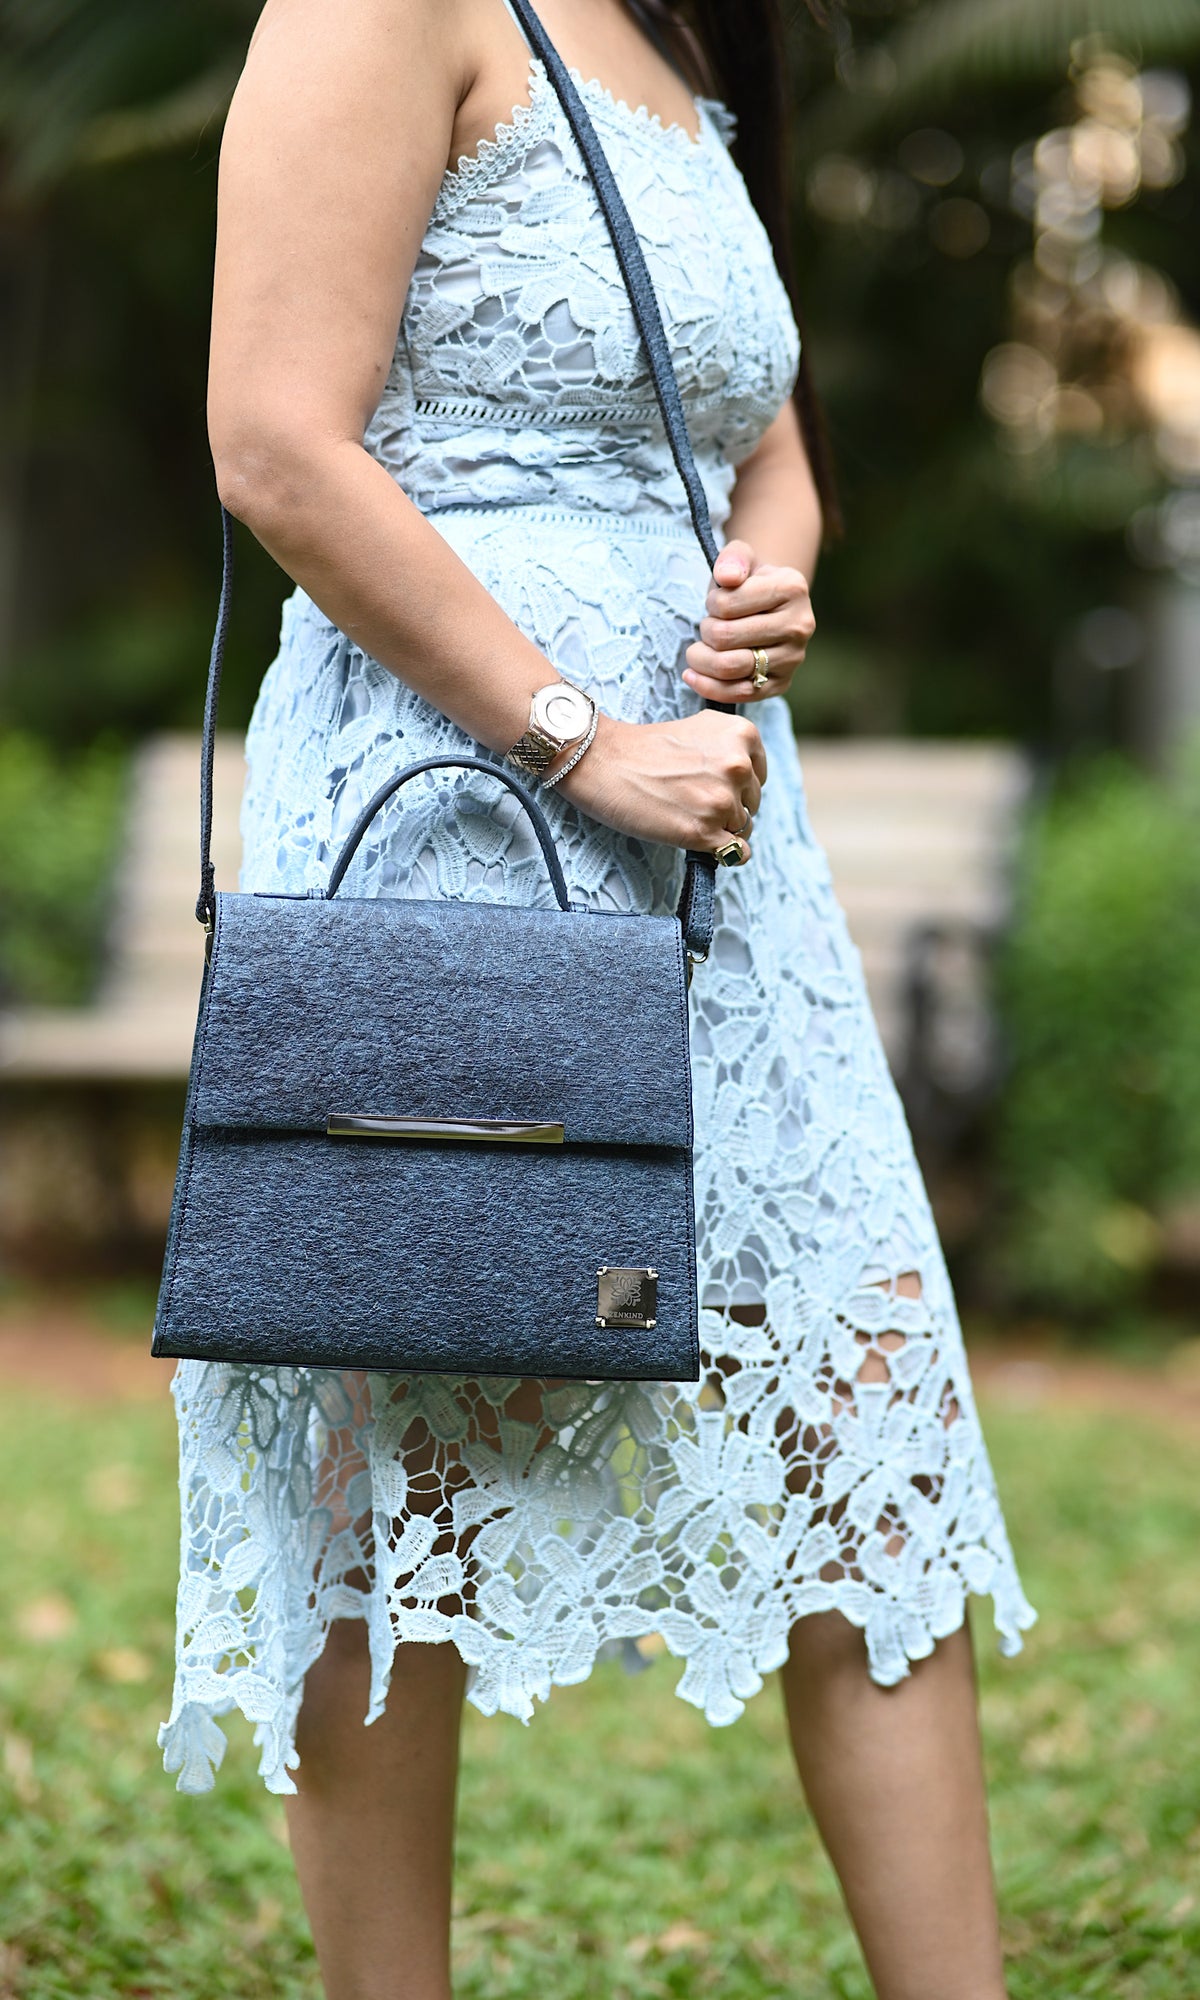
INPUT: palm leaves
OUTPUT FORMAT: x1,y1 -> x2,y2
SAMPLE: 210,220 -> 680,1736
4,0 -> 1198,193
800,0 -> 1200,155
0,0 -> 254,196
79,61 -> 245,171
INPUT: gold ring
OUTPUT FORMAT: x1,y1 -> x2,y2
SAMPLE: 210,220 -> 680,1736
715,838 -> 748,868
751,648 -> 770,689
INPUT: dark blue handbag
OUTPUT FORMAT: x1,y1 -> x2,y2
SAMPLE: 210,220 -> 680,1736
152,0 -> 730,1381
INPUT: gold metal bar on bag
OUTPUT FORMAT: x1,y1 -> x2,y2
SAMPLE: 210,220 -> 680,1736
326,1114 -> 565,1144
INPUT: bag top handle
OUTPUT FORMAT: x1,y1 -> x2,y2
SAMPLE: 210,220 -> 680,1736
197,0 -> 728,960
326,754 -> 573,909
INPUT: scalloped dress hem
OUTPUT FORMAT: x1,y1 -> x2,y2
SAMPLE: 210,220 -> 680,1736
160,1572 -> 1036,1796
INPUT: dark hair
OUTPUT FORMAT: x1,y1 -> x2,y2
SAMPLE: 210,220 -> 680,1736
626,0 -> 840,533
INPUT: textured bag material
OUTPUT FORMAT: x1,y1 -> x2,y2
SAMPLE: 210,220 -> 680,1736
152,0 -> 733,1382
194,894 -> 693,1149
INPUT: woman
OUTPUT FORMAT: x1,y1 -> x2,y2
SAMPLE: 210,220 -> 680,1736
161,1 -> 1036,1994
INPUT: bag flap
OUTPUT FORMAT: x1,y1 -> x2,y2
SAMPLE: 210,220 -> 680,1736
192,891 -> 693,1149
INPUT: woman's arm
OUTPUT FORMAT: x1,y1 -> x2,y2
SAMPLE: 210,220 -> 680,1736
682,399 -> 821,706
210,0 -> 549,754
724,399 -> 823,577
210,0 -> 765,855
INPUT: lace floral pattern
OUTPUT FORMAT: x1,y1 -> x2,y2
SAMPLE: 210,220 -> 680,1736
160,62 -> 1034,1794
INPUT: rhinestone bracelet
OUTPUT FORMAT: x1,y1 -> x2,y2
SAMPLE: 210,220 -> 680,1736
541,707 -> 600,790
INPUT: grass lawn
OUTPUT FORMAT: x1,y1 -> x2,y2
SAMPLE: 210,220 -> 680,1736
1,1360 -> 1198,1998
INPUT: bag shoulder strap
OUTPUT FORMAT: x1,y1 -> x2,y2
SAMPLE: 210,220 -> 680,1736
198,0 -> 726,956
504,0 -> 721,577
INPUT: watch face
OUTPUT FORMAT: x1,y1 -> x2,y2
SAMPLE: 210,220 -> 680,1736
532,682 -> 593,746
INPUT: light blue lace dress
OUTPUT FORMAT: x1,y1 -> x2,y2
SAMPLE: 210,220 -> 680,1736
160,61 -> 1035,1793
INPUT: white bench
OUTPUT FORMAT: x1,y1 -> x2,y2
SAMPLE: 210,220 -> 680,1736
1,734 -> 245,1081
797,741 -> 1030,1091
0,733 -> 1028,1085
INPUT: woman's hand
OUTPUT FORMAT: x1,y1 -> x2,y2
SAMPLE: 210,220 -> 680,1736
559,708 -> 767,860
683,539 -> 815,705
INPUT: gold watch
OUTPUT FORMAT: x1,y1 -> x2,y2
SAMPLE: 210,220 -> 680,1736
507,680 -> 596,779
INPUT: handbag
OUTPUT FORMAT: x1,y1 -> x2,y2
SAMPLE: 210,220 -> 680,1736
152,0 -> 733,1381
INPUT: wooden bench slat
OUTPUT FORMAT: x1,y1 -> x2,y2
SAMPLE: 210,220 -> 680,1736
1,733 -> 1030,1083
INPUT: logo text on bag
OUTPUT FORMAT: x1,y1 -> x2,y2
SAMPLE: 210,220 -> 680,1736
596,1267 -> 658,1331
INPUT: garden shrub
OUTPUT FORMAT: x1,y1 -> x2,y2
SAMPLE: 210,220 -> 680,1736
996,751 -> 1200,1312
0,731 -> 128,1006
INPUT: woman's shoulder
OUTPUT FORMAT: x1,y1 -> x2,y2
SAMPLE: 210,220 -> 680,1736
244,0 -> 533,187
244,0 -> 479,97
226,0 -> 495,215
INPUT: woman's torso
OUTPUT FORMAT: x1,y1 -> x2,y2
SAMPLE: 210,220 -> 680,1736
242,55 -> 800,915
367,57 -> 798,529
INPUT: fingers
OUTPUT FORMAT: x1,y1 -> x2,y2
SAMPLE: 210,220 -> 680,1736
687,574 -> 815,707
711,781 -> 759,866
697,558 -> 815,711
739,718 -> 768,792
706,771 -> 761,863
739,764 -> 763,818
711,539 -> 755,590
686,665 -> 768,704
691,716 -> 765,857
684,641 -> 791,704
707,557 -> 810,612
699,606 -> 815,656
706,567 -> 804,619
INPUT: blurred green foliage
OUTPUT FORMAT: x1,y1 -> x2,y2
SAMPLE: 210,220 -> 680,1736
2,1357 -> 1200,1996
996,750 -> 1200,1310
0,732 -> 127,1004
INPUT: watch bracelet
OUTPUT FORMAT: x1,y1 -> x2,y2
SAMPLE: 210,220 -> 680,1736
507,729 -> 558,778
